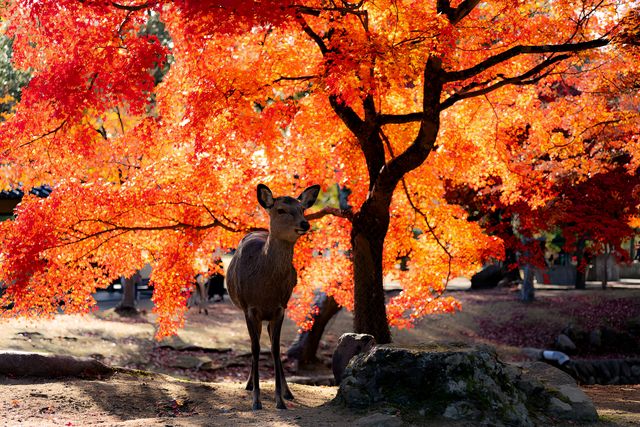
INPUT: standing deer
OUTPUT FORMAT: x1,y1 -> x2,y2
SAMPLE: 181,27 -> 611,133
227,183 -> 320,410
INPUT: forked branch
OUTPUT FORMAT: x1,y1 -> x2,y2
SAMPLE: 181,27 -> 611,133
444,39 -> 609,82
379,41 -> 605,125
440,54 -> 570,109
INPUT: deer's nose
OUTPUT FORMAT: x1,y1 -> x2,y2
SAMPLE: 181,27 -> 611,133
300,221 -> 310,231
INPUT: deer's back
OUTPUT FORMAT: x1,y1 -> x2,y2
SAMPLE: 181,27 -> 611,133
227,231 -> 297,321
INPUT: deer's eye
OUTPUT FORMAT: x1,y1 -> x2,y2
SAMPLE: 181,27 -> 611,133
277,208 -> 287,215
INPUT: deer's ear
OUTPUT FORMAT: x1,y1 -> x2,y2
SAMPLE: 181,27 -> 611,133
298,184 -> 321,210
257,184 -> 274,209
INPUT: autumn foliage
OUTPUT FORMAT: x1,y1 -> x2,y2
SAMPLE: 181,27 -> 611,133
0,1 -> 638,339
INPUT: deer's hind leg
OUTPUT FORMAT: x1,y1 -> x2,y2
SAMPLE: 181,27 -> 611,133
244,309 -> 263,410
268,308 -> 293,408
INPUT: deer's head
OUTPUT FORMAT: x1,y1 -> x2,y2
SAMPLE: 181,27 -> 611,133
257,184 -> 321,242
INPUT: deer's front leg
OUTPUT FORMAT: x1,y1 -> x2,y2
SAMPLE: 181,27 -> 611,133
269,307 -> 292,409
245,310 -> 262,410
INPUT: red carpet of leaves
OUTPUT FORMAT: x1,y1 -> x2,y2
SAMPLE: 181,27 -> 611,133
474,290 -> 640,356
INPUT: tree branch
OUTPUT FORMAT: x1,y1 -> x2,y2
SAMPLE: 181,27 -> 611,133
110,1 -> 155,12
273,75 -> 318,84
328,95 -> 365,136
58,215 -> 253,250
444,39 -> 609,82
438,0 -> 482,25
379,56 -> 443,189
295,12 -> 328,54
15,120 -> 68,150
380,40 -> 609,124
441,54 -> 569,110
378,112 -> 423,125
306,207 -> 354,222
451,0 -> 482,24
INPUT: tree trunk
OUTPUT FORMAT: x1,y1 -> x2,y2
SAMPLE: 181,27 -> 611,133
602,248 -> 609,290
503,247 -> 522,283
115,275 -> 138,316
286,293 -> 341,366
521,264 -> 535,302
328,56 -> 443,345
351,197 -> 392,344
575,239 -> 586,290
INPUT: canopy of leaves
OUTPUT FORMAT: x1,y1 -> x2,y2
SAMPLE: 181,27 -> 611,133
0,0 -> 637,337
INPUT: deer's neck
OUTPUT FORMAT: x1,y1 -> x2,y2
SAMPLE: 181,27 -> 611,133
263,235 -> 295,272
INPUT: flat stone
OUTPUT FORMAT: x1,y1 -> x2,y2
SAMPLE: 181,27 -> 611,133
167,354 -> 212,369
354,413 -> 403,427
287,375 -> 335,386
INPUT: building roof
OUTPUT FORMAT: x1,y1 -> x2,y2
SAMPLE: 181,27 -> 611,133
0,185 -> 51,216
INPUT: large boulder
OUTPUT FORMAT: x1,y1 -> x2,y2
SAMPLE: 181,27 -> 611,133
335,343 -> 598,426
470,264 -> 503,290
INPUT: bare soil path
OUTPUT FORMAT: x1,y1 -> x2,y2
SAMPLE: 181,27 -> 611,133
1,286 -> 639,426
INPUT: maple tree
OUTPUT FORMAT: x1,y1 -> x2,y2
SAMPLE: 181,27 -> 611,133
0,1 -> 638,342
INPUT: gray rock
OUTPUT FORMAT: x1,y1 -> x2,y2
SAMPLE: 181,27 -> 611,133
287,375 -> 335,386
336,344 -> 598,426
555,333 -> 577,353
589,329 -> 602,348
522,347 -> 544,360
548,396 -> 572,414
336,343 -> 535,425
521,362 -> 598,422
442,401 -> 481,421
332,333 -> 375,384
563,358 -> 640,385
167,354 -> 212,369
354,412 -> 403,427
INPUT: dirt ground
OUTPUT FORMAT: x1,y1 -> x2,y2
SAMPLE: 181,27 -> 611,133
1,285 -> 639,426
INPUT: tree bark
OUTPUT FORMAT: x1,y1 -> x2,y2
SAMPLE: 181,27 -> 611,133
503,247 -> 522,283
286,293 -> 342,366
575,238 -> 586,290
602,248 -> 609,290
115,274 -> 138,316
351,194 -> 393,344
327,57 -> 443,345
521,264 -> 535,302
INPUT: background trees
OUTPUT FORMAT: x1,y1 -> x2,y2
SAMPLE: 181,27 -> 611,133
0,1 -> 637,341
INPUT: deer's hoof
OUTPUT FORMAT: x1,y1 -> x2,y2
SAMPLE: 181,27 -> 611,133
276,400 -> 287,410
252,401 -> 263,410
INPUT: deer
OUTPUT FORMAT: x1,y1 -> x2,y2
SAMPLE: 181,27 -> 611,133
226,183 -> 320,410
188,274 -> 209,315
